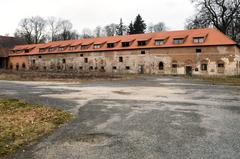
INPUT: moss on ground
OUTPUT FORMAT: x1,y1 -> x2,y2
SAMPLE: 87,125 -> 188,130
0,98 -> 72,157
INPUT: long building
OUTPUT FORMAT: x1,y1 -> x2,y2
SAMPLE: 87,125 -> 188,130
9,28 -> 240,76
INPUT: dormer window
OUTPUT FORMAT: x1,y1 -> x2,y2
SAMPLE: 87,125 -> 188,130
16,50 -> 24,53
93,44 -> 101,49
81,45 -> 89,50
24,49 -> 30,53
193,37 -> 205,43
107,43 -> 115,48
173,38 -> 185,44
58,47 -> 65,51
122,42 -> 130,47
48,48 -> 54,52
155,40 -> 165,46
138,41 -> 147,46
69,46 -> 76,50
39,48 -> 45,53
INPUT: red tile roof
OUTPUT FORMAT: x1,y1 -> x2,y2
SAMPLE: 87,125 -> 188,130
10,28 -> 237,56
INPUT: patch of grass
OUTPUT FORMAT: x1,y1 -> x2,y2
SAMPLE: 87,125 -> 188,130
0,98 -> 73,157
186,75 -> 240,86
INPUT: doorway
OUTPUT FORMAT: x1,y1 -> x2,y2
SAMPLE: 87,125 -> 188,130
138,65 -> 144,74
186,66 -> 192,76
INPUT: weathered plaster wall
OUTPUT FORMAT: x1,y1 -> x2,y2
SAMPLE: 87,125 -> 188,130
9,45 -> 240,76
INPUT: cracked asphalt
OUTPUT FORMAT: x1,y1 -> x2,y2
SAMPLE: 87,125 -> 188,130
0,76 -> 240,159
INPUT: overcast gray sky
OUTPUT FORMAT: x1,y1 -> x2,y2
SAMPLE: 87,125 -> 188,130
0,0 -> 195,36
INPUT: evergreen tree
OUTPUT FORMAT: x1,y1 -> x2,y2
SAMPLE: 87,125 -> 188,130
128,21 -> 135,35
133,14 -> 146,34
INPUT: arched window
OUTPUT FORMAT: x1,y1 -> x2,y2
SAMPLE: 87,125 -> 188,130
159,62 -> 164,70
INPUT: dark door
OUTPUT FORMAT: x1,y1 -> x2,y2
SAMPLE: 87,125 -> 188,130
186,66 -> 192,76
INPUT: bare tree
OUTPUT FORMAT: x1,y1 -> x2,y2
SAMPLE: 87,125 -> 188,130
148,23 -> 154,33
81,28 -> 94,39
47,17 -> 61,41
104,24 -> 117,36
186,0 -> 240,42
94,26 -> 104,37
58,19 -> 74,40
153,22 -> 167,32
30,16 -> 47,44
148,22 -> 167,33
15,18 -> 34,44
15,16 -> 46,44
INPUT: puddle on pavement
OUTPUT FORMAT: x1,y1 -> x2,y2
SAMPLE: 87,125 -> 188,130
112,91 -> 132,95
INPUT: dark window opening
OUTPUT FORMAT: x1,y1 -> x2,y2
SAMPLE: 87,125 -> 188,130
113,66 -> 117,70
195,68 -> 199,72
172,64 -> 178,68
122,42 -> 130,47
57,66 -> 61,70
16,64 -> 19,70
24,49 -> 30,53
119,57 -> 123,62
218,63 -> 224,68
141,50 -> 146,54
69,66 -> 73,70
79,66 -> 83,70
62,59 -> 66,64
81,45 -> 89,50
159,62 -> 164,70
196,49 -> 202,53
95,67 -> 98,70
43,66 -> 47,70
126,66 -> 130,70
89,66 -> 93,70
138,41 -> 147,46
84,58 -> 88,63
107,43 -> 115,48
32,60 -> 36,64
80,54 -> 84,57
201,64 -> 208,71
39,56 -> 42,58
